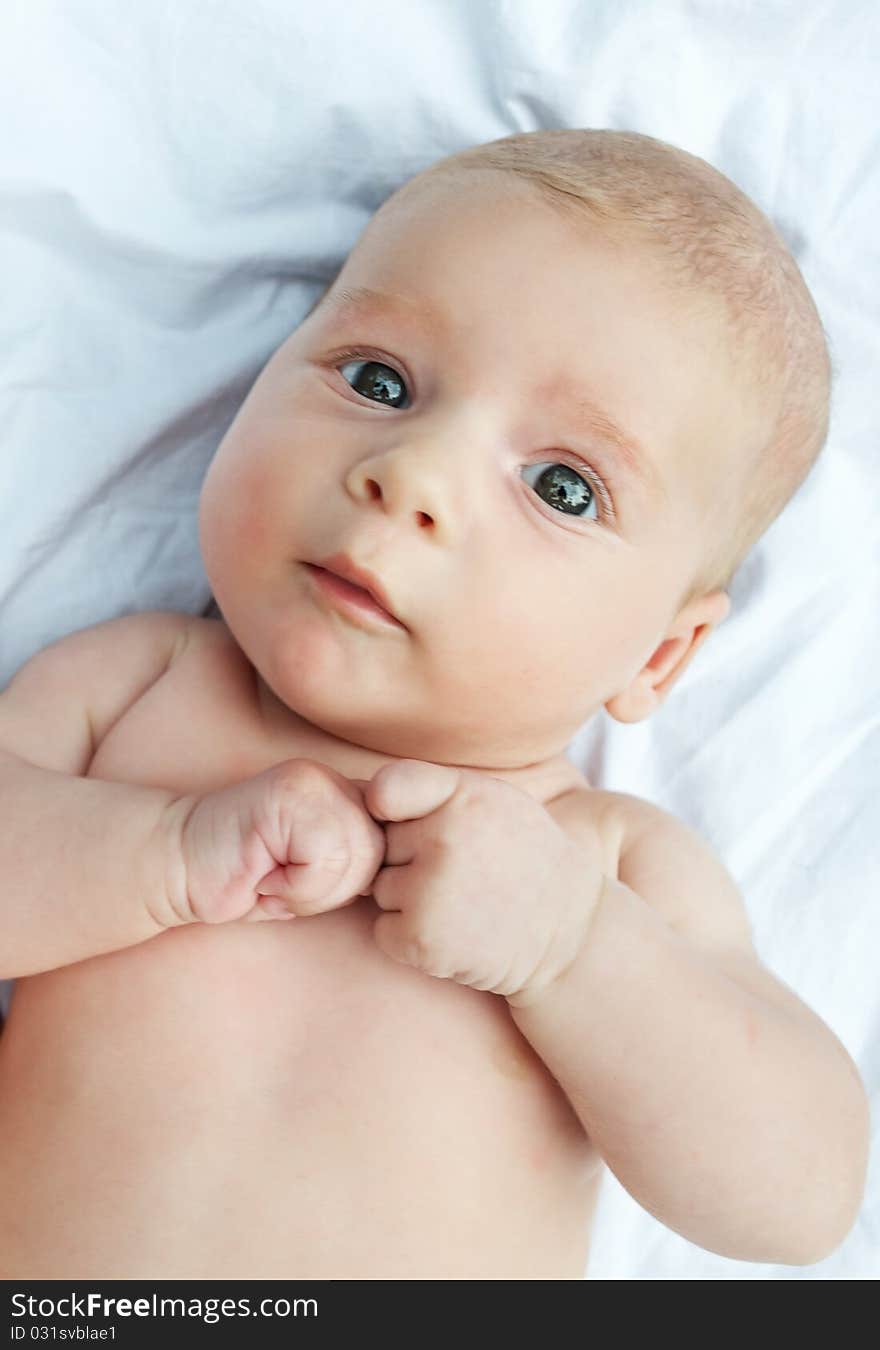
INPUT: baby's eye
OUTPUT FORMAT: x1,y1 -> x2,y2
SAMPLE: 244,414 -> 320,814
521,463 -> 598,519
339,358 -> 409,409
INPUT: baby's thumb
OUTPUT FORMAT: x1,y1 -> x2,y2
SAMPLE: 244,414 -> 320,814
247,895 -> 297,922
256,856 -> 352,916
366,759 -> 461,823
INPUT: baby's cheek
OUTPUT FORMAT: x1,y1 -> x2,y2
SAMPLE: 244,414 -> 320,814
202,450 -> 277,564
230,481 -> 272,557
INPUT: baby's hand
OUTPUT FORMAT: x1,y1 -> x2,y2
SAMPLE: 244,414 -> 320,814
170,760 -> 385,925
364,760 -> 602,1000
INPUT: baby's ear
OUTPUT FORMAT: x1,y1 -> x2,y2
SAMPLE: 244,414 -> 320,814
604,589 -> 730,724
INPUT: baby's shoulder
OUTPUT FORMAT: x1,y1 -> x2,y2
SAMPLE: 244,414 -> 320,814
544,783 -> 628,881
164,613 -> 258,706
171,613 -> 249,671
174,612 -> 236,652
550,786 -> 754,957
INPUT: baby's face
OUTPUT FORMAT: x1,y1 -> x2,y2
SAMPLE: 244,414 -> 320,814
200,174 -> 754,767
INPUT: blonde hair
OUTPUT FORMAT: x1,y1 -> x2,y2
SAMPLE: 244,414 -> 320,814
372,129 -> 832,602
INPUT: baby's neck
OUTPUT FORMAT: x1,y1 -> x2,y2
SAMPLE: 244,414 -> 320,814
253,672 -> 586,803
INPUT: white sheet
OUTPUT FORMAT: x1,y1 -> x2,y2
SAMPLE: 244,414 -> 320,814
0,0 -> 877,1279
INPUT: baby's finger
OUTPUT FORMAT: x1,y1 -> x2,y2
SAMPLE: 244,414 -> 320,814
366,816 -> 421,869
370,861 -> 411,912
366,759 -> 461,823
337,798 -> 387,892
256,855 -> 351,914
344,841 -> 386,901
245,896 -> 298,922
372,909 -> 426,970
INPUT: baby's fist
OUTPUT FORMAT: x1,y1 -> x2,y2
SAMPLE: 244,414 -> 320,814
364,759 -> 600,1000
171,759 -> 385,925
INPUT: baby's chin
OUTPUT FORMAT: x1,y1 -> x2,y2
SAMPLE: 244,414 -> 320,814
307,706 -> 531,768
259,672 -> 558,771
248,625 -> 590,771
307,705 -> 573,774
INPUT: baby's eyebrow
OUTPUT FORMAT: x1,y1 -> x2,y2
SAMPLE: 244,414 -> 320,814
545,381 -> 666,502
323,285 -> 664,501
321,285 -> 449,337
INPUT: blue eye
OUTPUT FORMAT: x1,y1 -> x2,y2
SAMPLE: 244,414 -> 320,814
521,463 -> 598,518
339,358 -> 409,409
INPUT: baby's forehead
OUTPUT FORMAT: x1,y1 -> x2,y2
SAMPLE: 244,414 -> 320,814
350,180 -> 724,331
327,179 -> 771,418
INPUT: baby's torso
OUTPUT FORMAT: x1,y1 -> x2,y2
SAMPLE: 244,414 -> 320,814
0,620 -> 604,1278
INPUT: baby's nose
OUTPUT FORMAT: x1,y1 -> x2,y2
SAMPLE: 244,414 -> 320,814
344,444 -> 456,541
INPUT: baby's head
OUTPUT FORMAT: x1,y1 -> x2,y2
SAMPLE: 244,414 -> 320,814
200,129 -> 830,769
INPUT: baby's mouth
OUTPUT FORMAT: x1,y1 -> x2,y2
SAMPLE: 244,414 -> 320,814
304,561 -> 407,631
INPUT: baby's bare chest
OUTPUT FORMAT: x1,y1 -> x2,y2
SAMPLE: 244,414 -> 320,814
78,636 -> 594,1148
1,630 -> 599,1277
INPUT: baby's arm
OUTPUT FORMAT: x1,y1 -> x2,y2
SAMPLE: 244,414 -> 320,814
508,791 -> 870,1266
362,762 -> 868,1266
0,613 -> 198,975
0,613 -> 384,979
0,615 -> 383,982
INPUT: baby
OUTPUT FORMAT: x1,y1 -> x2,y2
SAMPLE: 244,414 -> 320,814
0,129 -> 868,1279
